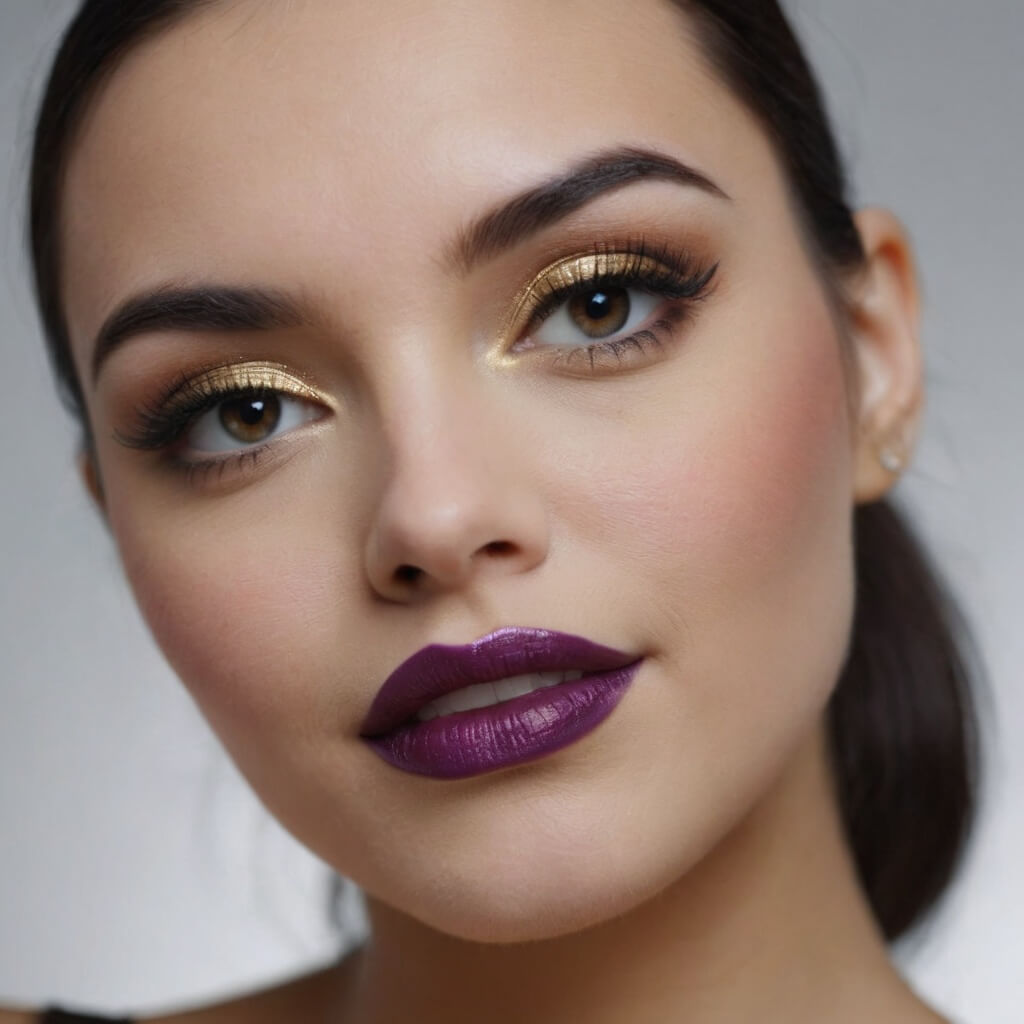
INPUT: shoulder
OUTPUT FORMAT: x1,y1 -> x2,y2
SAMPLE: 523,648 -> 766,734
0,1011 -> 35,1024
145,962 -> 347,1024
0,958 -> 355,1024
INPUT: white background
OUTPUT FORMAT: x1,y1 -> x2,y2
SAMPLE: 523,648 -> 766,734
1,1 -> 1021,1020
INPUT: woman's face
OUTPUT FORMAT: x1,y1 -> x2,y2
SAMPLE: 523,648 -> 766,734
62,0 -> 868,941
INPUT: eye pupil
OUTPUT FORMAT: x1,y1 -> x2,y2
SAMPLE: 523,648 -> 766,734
569,287 -> 631,338
586,292 -> 611,319
219,393 -> 282,442
240,399 -> 267,425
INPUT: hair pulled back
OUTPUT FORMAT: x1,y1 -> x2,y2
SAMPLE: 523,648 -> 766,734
29,0 -> 980,942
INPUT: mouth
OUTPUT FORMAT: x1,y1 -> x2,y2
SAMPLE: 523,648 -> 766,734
359,626 -> 643,779
412,669 -> 586,721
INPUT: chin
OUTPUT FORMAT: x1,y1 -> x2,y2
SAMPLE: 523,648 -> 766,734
401,873 -> 660,945
369,811 -> 703,945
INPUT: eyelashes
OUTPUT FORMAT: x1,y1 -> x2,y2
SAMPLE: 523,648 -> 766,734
114,239 -> 718,485
505,240 -> 717,373
114,363 -> 331,455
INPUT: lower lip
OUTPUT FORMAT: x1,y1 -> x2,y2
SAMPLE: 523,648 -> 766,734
363,662 -> 642,780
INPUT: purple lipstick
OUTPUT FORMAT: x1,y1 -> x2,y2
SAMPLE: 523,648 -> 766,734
360,627 -> 642,779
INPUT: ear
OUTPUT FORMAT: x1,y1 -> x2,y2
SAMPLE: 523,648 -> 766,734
848,208 -> 924,504
77,447 -> 107,514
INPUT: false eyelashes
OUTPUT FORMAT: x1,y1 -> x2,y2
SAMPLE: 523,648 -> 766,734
504,239 -> 717,373
112,237 -> 720,485
115,362 -> 330,452
512,240 -> 716,336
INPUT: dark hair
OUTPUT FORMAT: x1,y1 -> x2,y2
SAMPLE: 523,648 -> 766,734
30,0 -> 980,942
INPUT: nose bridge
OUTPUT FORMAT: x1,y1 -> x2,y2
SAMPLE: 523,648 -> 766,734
385,373 -> 500,531
364,356 -> 548,598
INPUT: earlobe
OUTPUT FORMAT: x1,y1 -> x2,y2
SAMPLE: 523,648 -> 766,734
847,208 -> 924,504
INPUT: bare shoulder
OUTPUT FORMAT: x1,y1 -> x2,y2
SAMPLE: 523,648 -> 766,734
0,1010 -> 36,1024
0,958 -> 356,1024
143,958 -> 356,1024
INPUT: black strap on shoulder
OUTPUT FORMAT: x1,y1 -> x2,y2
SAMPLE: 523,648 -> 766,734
40,1009 -> 134,1023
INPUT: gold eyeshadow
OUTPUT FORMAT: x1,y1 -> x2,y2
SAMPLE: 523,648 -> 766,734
172,362 -> 334,408
115,360 -> 335,452
504,251 -> 651,339
493,242 -> 717,367
113,241 -> 717,484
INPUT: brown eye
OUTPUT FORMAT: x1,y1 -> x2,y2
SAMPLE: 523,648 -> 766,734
218,393 -> 282,443
567,288 -> 631,339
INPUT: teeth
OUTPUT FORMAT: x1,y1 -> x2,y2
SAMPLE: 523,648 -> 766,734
493,675 -> 537,702
415,670 -> 585,722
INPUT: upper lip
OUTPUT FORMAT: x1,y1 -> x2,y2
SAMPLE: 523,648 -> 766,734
359,626 -> 640,737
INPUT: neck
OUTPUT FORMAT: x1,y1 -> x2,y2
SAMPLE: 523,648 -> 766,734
331,726 -> 945,1024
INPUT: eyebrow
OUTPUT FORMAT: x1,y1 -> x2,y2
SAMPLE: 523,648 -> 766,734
89,146 -> 728,386
446,145 -> 729,273
90,285 -> 309,386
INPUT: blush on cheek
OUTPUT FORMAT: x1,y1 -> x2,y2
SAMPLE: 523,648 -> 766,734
570,296 -> 859,745
631,302 -> 858,795
721,330 -> 851,565
628,308 -> 851,582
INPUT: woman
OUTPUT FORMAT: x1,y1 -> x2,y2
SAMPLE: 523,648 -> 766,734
3,0 -> 980,1020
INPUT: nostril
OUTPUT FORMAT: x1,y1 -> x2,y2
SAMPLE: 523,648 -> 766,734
481,540 -> 516,557
386,541 -> 528,592
394,564 -> 424,585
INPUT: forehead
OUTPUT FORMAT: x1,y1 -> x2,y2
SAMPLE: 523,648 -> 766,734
61,0 -> 775,354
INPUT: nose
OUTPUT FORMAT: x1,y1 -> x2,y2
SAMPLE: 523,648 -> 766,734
363,395 -> 550,602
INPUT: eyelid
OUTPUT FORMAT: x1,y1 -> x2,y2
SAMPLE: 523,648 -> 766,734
114,360 -> 336,452
178,362 -> 335,409
500,246 -> 705,344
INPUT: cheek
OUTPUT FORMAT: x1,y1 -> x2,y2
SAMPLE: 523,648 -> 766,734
559,290 -> 856,734
105,477 -> 361,749
684,326 -> 852,605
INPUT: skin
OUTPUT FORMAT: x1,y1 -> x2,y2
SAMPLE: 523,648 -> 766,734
7,0 -> 943,1021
